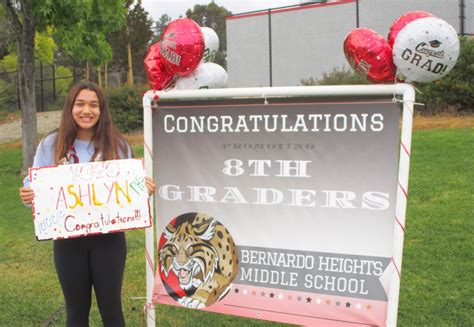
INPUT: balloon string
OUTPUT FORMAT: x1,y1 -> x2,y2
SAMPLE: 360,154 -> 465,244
392,70 -> 424,106
392,97 -> 425,106
413,86 -> 423,95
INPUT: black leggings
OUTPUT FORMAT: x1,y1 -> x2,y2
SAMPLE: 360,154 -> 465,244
54,232 -> 127,327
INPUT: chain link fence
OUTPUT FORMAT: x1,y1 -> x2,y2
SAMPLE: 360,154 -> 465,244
226,0 -> 473,88
0,62 -> 142,113
0,64 -> 75,113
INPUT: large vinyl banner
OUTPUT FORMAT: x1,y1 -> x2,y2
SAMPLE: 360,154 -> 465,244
152,98 -> 401,326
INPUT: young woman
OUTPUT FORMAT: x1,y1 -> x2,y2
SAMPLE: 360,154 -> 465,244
19,82 -> 155,326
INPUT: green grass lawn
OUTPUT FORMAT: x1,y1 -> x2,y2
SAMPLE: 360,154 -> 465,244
0,128 -> 472,326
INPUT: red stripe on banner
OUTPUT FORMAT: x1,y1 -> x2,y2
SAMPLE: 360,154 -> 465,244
398,182 -> 408,199
144,141 -> 153,159
146,252 -> 153,272
401,142 -> 411,157
147,310 -> 155,322
146,249 -> 153,265
391,257 -> 401,279
146,249 -> 154,272
395,216 -> 405,232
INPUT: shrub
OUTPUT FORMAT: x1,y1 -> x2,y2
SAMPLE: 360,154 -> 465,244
301,66 -> 370,86
415,36 -> 474,115
0,78 -> 17,112
107,84 -> 149,133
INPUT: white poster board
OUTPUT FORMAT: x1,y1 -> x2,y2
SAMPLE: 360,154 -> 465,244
30,158 -> 152,240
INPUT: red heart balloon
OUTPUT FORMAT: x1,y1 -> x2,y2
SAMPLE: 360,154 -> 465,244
144,42 -> 175,90
344,28 -> 396,83
387,11 -> 434,48
160,18 -> 205,77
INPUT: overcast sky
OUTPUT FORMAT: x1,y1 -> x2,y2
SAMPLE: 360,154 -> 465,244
142,0 -> 300,21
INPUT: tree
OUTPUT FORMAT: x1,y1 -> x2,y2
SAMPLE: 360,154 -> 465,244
186,2 -> 231,68
35,27 -> 56,64
151,13 -> 172,44
128,2 -> 154,84
108,0 -> 154,85
1,0 -> 126,173
0,29 -> 56,112
0,29 -> 56,71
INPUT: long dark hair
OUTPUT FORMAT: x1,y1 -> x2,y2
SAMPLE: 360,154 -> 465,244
54,82 -> 131,164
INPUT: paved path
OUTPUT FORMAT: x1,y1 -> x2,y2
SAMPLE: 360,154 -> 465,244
0,111 -> 62,143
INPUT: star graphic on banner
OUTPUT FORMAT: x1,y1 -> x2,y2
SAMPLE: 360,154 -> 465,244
234,288 -> 239,294
336,301 -> 341,306
278,293 -> 283,300
288,295 -> 293,300
261,292 -> 266,297
356,303 -> 362,310
252,290 -> 257,296
316,298 -> 322,304
243,289 -> 248,295
269,292 -> 275,298
345,302 -> 351,308
325,299 -> 331,305
297,296 -> 303,302
367,304 -> 373,310
306,297 -> 312,303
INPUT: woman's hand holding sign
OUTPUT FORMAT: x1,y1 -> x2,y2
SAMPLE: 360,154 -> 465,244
145,176 -> 156,196
19,186 -> 34,206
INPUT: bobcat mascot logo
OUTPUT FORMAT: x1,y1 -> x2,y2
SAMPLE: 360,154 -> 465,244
159,213 -> 238,308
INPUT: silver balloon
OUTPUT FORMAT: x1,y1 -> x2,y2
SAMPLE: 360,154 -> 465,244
200,27 -> 219,63
174,62 -> 228,90
393,17 -> 460,83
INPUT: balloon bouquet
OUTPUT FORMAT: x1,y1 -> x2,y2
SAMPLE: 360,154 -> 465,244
144,18 -> 228,91
343,11 -> 460,84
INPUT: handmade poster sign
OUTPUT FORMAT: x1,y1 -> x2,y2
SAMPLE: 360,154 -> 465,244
151,97 -> 402,326
30,158 -> 151,240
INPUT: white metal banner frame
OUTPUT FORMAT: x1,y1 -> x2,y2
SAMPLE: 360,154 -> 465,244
142,84 -> 415,326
